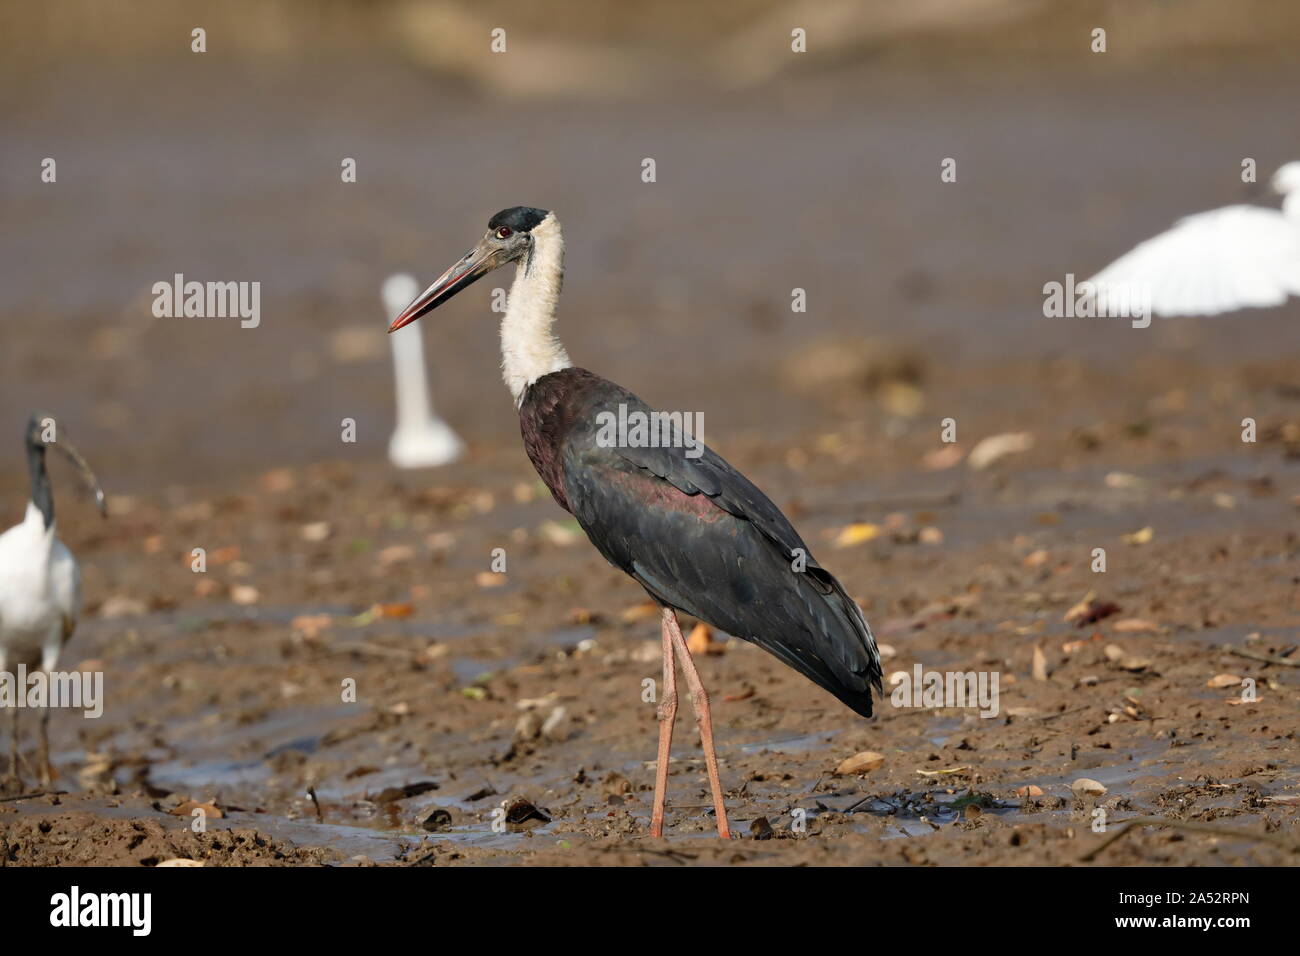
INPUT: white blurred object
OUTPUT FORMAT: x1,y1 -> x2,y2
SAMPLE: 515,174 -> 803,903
383,273 -> 465,468
1086,161 -> 1300,317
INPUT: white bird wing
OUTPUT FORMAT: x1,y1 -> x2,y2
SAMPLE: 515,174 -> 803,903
1087,205 -> 1300,316
50,538 -> 82,644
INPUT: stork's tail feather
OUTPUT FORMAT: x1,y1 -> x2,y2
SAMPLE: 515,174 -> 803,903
820,578 -> 883,718
756,568 -> 882,720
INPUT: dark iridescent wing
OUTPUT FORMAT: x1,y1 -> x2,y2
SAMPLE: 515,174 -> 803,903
560,388 -> 881,717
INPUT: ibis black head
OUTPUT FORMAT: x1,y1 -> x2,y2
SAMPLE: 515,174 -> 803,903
388,206 -> 552,332
23,412 -> 108,518
25,412 -> 50,452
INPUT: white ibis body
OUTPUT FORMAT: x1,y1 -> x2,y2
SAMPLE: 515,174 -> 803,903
383,273 -> 465,469
1087,161 -> 1300,316
389,208 -> 881,838
0,415 -> 106,787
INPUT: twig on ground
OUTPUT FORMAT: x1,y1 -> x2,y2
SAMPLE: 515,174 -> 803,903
1224,645 -> 1300,668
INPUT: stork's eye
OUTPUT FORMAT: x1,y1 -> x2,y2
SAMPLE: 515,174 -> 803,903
496,226 -> 512,239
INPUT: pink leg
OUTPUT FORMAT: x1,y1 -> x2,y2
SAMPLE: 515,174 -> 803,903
664,609 -> 732,839
650,609 -> 678,837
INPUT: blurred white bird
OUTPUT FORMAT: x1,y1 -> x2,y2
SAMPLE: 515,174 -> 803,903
1086,161 -> 1300,316
0,414 -> 105,788
383,273 -> 465,468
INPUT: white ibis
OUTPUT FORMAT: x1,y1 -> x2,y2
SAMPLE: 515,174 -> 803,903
0,414 -> 105,788
1087,161 -> 1300,316
383,273 -> 465,468
388,208 -> 881,838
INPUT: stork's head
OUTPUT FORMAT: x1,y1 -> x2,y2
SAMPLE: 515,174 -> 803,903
1271,162 -> 1300,196
388,206 -> 551,332
25,412 -> 108,517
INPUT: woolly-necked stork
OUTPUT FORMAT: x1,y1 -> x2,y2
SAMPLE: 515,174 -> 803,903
388,208 -> 881,838
0,414 -> 106,787
382,273 -> 465,468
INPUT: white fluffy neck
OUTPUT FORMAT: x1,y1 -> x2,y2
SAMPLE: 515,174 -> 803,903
501,212 -> 571,406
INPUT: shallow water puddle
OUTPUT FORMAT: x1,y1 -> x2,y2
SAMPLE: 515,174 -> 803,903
740,730 -> 840,755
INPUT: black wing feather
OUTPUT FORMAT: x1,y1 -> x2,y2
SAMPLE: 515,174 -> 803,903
560,387 -> 882,717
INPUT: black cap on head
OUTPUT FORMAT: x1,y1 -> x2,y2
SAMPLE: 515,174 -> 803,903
488,206 -> 549,233
25,412 -> 48,448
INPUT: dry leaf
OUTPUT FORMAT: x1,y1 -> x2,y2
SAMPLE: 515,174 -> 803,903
915,765 -> 970,777
1113,618 -> 1160,633
1065,593 -> 1121,626
687,623 -> 724,656
377,545 -> 416,566
1206,674 -> 1241,688
230,585 -> 259,606
537,520 -> 583,546
833,523 -> 880,548
260,468 -> 296,492
1023,549 -> 1049,569
834,751 -> 885,775
1121,526 -> 1154,545
920,445 -> 964,470
621,601 -> 660,623
1104,472 -> 1144,489
1070,778 -> 1107,797
300,522 -> 331,542
291,613 -> 332,639
967,431 -> 1033,470
170,800 -> 223,819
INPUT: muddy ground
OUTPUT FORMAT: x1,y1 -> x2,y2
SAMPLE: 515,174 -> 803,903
1,28 -> 1299,865
1,337 -> 1297,866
